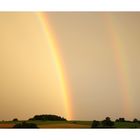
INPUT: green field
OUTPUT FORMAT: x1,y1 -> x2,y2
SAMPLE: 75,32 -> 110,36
0,120 -> 140,128
114,122 -> 140,128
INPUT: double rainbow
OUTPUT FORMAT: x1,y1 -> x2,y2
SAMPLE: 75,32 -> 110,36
36,12 -> 132,120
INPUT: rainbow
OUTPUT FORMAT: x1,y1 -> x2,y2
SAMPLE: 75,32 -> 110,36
103,13 -> 133,118
36,13 -> 72,120
35,12 -> 133,120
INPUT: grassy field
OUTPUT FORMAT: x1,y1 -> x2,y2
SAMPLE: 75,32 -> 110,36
0,120 -> 140,128
114,122 -> 140,128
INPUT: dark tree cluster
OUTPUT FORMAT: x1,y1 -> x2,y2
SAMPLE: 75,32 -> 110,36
91,120 -> 100,128
91,116 -> 140,128
133,118 -> 139,123
101,117 -> 114,128
115,118 -> 125,122
29,114 -> 67,121
13,121 -> 38,128
13,118 -> 18,121
91,117 -> 114,128
115,118 -> 140,123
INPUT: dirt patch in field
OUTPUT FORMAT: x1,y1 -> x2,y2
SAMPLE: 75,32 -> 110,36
0,123 -> 15,128
38,123 -> 90,128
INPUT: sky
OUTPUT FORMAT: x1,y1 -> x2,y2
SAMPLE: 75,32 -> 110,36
0,12 -> 140,121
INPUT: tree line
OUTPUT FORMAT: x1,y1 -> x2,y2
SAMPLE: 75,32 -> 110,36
91,117 -> 140,128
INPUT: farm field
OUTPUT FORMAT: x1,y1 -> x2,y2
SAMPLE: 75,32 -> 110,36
0,121 -> 91,128
0,120 -> 140,128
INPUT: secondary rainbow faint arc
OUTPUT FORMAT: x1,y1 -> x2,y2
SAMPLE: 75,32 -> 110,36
103,13 -> 132,118
36,13 -> 72,120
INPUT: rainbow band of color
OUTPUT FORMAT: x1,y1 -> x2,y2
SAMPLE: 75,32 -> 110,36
36,13 -> 72,120
103,13 -> 133,118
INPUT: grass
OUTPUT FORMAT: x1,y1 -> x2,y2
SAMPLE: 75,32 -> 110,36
114,122 -> 140,128
69,120 -> 92,125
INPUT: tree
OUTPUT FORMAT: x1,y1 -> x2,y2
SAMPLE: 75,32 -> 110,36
115,118 -> 125,122
106,117 -> 111,121
118,118 -> 125,122
115,119 -> 119,122
133,118 -> 138,123
101,117 -> 114,128
13,118 -> 18,121
91,120 -> 100,128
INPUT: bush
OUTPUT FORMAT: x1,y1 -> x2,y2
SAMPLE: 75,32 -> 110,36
13,121 -> 38,128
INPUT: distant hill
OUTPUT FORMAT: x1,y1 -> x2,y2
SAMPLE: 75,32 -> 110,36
29,114 -> 67,121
